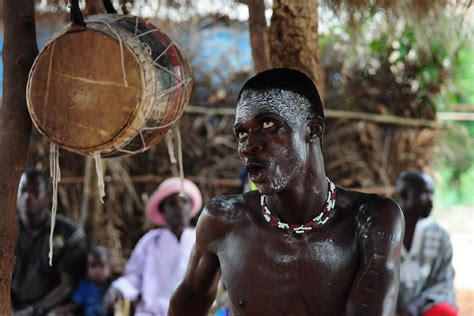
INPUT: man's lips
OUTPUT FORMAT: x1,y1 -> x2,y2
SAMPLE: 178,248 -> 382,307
246,160 -> 268,172
246,160 -> 269,182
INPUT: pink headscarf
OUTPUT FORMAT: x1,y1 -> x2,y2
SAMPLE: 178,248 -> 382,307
146,177 -> 202,226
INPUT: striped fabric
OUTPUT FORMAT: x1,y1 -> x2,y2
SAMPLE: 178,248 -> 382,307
398,218 -> 457,313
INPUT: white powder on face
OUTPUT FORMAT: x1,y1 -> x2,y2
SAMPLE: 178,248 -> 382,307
235,88 -> 313,127
270,165 -> 290,192
236,88 -> 313,194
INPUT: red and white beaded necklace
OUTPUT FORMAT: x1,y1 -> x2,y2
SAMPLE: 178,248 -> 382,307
260,177 -> 336,234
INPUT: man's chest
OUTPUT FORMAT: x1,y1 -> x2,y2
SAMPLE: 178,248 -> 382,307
216,225 -> 360,315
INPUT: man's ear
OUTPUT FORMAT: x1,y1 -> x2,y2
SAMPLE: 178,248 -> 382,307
307,116 -> 324,143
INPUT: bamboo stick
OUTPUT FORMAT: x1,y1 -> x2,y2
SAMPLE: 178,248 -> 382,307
183,106 -> 447,128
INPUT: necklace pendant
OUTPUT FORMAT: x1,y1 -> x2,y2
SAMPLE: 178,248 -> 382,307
294,225 -> 312,234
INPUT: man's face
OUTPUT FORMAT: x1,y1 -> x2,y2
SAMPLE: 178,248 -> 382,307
17,174 -> 49,218
399,174 -> 434,219
161,193 -> 192,230
234,89 -> 310,195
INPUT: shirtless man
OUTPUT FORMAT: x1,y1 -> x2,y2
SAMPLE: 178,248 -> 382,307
169,68 -> 404,316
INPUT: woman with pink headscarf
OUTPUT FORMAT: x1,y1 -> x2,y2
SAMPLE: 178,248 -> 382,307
104,177 -> 202,315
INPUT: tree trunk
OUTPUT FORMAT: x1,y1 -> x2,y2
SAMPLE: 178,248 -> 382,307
0,0 -> 38,311
243,0 -> 271,73
268,0 -> 325,94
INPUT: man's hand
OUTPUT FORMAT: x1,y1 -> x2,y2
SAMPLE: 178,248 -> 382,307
103,286 -> 124,311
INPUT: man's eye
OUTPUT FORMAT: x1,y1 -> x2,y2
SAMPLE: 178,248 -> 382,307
238,131 -> 248,139
263,121 -> 275,129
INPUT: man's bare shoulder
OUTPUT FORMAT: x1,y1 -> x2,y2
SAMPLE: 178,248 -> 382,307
349,190 -> 404,245
196,191 -> 259,252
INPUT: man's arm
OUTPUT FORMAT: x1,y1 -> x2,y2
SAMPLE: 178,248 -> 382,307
346,197 -> 405,316
12,272 -> 75,316
30,272 -> 75,314
169,204 -> 225,316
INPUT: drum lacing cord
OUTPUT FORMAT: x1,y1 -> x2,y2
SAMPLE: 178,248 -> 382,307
165,125 -> 185,196
93,151 -> 106,203
165,129 -> 177,164
48,143 -> 61,266
47,145 -> 106,266
176,124 -> 185,196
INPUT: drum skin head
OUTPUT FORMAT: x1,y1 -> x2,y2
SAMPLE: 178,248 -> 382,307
27,29 -> 143,152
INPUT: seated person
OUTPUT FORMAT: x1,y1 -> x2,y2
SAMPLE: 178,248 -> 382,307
104,177 -> 202,315
396,171 -> 457,316
12,167 -> 87,315
72,246 -> 112,315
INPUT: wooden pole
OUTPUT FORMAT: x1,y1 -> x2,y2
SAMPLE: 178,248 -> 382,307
0,0 -> 38,311
182,106 -> 444,128
240,0 -> 271,73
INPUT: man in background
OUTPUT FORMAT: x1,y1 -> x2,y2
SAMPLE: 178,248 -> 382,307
104,177 -> 202,315
12,167 -> 87,315
396,171 -> 457,316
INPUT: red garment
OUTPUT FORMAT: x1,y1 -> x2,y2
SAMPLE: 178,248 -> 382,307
423,303 -> 457,316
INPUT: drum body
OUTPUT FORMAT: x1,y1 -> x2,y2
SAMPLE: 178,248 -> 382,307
27,14 -> 192,157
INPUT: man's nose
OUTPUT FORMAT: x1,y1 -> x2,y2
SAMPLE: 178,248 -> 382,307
242,131 -> 264,156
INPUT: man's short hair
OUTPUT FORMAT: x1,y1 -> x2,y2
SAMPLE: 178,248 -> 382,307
237,68 -> 324,120
396,171 -> 433,197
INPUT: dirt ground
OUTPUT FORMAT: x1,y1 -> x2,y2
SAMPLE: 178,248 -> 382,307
433,205 -> 474,316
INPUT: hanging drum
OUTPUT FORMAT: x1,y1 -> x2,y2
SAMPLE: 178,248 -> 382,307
26,12 -> 192,157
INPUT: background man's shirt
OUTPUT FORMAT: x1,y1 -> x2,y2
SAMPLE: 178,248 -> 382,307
12,214 -> 87,309
398,217 -> 457,312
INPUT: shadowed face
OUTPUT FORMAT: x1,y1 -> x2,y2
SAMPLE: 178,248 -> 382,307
17,173 -> 49,218
160,193 -> 192,230
87,254 -> 111,285
234,88 -> 310,195
397,173 -> 434,219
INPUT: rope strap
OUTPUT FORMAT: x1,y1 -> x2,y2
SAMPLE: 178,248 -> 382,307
48,143 -> 61,266
93,151 -> 106,203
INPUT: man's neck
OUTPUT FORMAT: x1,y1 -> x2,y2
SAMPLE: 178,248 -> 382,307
22,210 -> 48,235
403,214 -> 419,251
266,167 -> 328,225
169,226 -> 187,242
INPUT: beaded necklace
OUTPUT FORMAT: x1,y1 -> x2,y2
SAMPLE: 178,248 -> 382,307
260,178 -> 336,234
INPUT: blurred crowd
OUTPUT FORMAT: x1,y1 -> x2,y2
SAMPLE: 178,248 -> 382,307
11,167 -> 457,316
